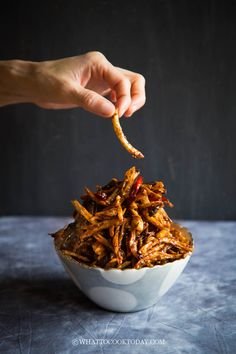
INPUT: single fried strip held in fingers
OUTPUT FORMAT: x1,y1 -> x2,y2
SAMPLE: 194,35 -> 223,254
111,108 -> 144,159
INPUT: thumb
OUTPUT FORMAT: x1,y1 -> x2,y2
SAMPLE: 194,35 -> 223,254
77,87 -> 115,117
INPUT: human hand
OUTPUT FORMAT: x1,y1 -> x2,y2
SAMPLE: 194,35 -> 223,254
34,51 -> 146,118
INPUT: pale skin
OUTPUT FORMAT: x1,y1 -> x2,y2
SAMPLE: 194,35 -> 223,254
0,51 -> 146,118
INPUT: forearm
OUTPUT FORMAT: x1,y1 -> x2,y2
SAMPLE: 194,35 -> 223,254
0,60 -> 40,106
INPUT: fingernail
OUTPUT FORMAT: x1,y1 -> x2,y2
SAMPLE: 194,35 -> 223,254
125,104 -> 137,118
101,101 -> 114,116
125,112 -> 132,118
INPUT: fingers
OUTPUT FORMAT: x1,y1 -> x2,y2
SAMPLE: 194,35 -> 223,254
104,64 -> 146,118
114,78 -> 132,117
103,65 -> 131,117
33,52 -> 146,118
76,87 -> 115,117
110,90 -> 116,103
124,74 -> 146,117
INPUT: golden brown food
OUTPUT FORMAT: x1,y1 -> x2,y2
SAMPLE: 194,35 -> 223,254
111,108 -> 144,159
51,166 -> 193,269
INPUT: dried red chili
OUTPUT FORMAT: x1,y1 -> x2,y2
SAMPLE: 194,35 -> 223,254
129,175 -> 143,202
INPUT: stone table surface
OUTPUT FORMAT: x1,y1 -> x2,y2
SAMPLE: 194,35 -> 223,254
0,217 -> 235,354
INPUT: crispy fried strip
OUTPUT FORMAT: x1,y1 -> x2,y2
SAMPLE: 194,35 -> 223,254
62,250 -> 90,262
106,257 -> 118,268
81,218 -> 121,238
139,237 -> 159,255
119,261 -> 131,269
121,166 -> 140,198
117,222 -> 126,264
134,252 -> 184,269
139,201 -> 163,209
135,188 -> 150,204
142,243 -> 166,257
155,229 -> 172,239
142,209 -> 167,230
109,225 -> 115,238
142,186 -> 163,201
130,201 -> 144,233
71,199 -> 93,222
85,187 -> 108,206
106,187 -> 120,204
93,233 -> 113,250
131,215 -> 144,234
92,241 -> 106,260
159,237 -> 193,252
129,229 -> 139,258
90,207 -> 117,223
115,195 -> 123,222
112,226 -> 121,263
142,208 -> 171,230
149,181 -> 166,193
112,109 -> 144,159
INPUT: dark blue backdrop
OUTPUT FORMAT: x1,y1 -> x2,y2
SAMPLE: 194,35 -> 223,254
0,0 -> 235,219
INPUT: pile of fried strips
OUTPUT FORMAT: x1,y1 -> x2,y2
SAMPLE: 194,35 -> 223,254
51,167 -> 193,269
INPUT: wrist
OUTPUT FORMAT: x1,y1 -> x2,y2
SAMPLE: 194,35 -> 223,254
0,60 -> 40,106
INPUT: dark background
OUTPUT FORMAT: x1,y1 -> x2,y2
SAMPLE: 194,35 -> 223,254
0,0 -> 235,220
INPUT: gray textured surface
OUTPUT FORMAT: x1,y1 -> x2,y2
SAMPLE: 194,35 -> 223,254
1,1 -> 236,220
0,217 -> 235,353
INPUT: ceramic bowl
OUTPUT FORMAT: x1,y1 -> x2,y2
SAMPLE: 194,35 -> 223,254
54,224 -> 192,312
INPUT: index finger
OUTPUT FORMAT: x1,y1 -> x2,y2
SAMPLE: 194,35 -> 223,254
103,64 -> 132,117
124,74 -> 146,117
116,68 -> 146,117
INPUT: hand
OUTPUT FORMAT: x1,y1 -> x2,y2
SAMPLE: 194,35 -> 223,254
35,51 -> 146,118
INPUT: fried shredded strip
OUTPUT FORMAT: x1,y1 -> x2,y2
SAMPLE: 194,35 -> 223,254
80,218 -> 120,239
111,108 -> 144,159
52,166 -> 193,269
71,199 -> 93,223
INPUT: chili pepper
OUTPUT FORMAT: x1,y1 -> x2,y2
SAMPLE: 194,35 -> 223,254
128,175 -> 143,202
162,195 -> 174,207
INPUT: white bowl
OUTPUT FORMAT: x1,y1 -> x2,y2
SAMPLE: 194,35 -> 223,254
54,224 -> 192,312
